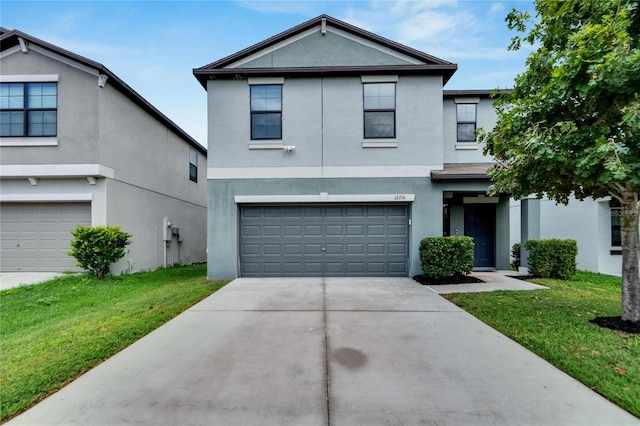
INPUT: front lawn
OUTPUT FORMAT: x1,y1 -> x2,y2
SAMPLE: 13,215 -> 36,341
0,264 -> 228,422
444,271 -> 640,418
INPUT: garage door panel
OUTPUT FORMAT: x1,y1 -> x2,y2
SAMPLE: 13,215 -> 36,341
284,225 -> 302,235
284,244 -> 302,255
239,204 -> 409,277
367,225 -> 385,236
1,203 -> 90,272
389,243 -> 408,255
389,262 -> 409,274
242,225 -> 260,237
366,262 -> 385,274
304,225 -> 322,236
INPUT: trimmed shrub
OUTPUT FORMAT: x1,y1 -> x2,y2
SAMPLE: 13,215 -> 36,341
524,239 -> 577,280
68,225 -> 132,278
419,236 -> 474,279
511,243 -> 521,270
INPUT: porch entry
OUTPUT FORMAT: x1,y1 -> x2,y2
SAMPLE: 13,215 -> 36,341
464,203 -> 496,268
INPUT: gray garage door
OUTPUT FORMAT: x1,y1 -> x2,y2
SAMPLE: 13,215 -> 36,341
0,203 -> 91,272
240,204 -> 409,277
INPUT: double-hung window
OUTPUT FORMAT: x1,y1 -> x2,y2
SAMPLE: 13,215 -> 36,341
363,83 -> 395,138
456,103 -> 476,142
0,82 -> 58,137
610,199 -> 621,249
189,148 -> 198,182
250,85 -> 282,140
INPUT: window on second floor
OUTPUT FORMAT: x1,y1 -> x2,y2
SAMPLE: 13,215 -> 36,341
0,82 -> 58,137
250,85 -> 282,140
189,148 -> 198,182
456,103 -> 476,142
363,83 -> 396,139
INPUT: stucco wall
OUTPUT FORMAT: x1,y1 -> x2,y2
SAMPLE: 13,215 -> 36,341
1,44 -> 207,275
207,75 -> 444,172
0,48 -> 99,164
98,84 -> 206,204
443,97 -> 497,164
237,30 -> 414,68
106,179 -> 207,274
207,177 -> 440,279
510,197 -> 625,276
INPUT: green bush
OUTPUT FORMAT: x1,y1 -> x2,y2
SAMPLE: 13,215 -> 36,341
524,239 -> 577,280
68,225 -> 132,278
419,236 -> 474,279
511,242 -> 521,270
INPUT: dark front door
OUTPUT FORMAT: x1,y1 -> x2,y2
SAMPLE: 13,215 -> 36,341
464,204 -> 496,268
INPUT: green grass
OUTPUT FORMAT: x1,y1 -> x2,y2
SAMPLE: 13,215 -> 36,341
444,271 -> 640,418
0,264 -> 228,422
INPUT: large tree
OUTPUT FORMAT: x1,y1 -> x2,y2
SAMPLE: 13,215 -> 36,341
481,0 -> 640,322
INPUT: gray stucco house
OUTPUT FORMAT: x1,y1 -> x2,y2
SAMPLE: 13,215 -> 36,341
194,15 -> 510,279
0,28 -> 207,274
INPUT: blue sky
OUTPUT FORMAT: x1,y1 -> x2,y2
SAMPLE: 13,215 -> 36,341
1,0 -> 535,147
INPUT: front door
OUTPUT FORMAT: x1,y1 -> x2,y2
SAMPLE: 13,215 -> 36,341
464,204 -> 496,268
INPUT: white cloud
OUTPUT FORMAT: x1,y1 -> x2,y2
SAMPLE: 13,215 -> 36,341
489,2 -> 504,14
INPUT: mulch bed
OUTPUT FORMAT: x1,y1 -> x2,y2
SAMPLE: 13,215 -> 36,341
508,275 -> 536,281
590,316 -> 640,334
413,275 -> 484,286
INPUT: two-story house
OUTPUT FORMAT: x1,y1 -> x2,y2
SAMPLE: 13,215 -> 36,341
194,15 -> 510,279
0,28 -> 207,274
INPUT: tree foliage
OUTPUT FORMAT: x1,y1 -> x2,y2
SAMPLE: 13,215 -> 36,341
480,0 -> 640,322
68,225 -> 132,279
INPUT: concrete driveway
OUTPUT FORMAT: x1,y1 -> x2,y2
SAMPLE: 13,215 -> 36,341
8,277 -> 638,425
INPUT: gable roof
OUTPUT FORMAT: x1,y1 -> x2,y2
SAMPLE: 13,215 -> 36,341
193,14 -> 457,88
0,27 -> 206,155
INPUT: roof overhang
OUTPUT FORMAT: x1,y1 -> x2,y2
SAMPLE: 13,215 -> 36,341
194,64 -> 457,86
430,163 -> 493,182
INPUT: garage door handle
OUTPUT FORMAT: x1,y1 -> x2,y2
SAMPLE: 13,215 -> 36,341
322,247 -> 326,251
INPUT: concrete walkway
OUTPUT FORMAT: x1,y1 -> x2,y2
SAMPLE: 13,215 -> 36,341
432,270 -> 548,294
7,277 -> 638,425
0,272 -> 63,291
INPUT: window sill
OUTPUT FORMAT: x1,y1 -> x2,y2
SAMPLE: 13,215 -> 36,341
0,137 -> 58,147
455,143 -> 479,150
248,143 -> 284,150
362,141 -> 398,148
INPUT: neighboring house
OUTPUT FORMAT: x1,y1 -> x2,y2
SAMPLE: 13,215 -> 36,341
194,15 -> 510,278
511,196 -> 626,276
0,28 -> 207,274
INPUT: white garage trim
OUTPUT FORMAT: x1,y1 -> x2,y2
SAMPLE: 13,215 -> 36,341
234,193 -> 415,204
0,193 -> 93,202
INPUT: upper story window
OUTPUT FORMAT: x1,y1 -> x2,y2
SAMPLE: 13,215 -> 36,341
189,148 -> 198,182
363,83 -> 395,139
0,82 -> 58,137
250,85 -> 282,140
456,103 -> 476,142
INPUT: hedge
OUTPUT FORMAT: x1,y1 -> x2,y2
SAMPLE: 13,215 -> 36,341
419,236 -> 474,279
524,239 -> 578,280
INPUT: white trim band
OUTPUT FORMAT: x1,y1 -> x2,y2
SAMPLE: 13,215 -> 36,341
0,193 -> 93,202
0,164 -> 115,179
208,165 -> 438,179
0,137 -> 58,147
234,193 -> 415,204
0,74 -> 59,82
361,75 -> 399,83
247,77 -> 285,85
